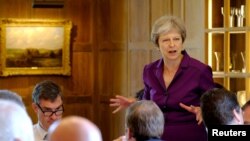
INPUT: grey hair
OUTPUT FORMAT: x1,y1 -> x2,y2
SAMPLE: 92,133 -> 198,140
0,100 -> 34,141
125,100 -> 164,140
0,90 -> 25,108
151,15 -> 186,47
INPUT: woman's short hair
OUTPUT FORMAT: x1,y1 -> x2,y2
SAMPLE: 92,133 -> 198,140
151,15 -> 186,47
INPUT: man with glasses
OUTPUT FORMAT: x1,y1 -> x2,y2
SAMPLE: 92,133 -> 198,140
32,80 -> 64,141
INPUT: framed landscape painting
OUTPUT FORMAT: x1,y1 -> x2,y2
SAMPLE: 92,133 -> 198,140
0,19 -> 72,76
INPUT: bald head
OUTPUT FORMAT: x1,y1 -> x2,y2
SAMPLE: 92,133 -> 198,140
48,116 -> 102,141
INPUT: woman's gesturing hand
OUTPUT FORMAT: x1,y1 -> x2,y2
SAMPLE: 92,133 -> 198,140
110,95 -> 136,113
179,102 -> 203,125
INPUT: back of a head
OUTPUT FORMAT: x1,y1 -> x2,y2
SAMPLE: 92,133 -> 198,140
0,89 -> 25,108
125,100 -> 164,140
0,100 -> 34,141
48,116 -> 102,141
200,88 -> 242,126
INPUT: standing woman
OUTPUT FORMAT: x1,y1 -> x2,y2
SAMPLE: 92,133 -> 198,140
110,15 -> 215,141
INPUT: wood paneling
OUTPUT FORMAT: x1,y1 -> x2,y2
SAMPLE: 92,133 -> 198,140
0,0 -> 96,137
96,0 -> 128,140
0,0 -> 205,141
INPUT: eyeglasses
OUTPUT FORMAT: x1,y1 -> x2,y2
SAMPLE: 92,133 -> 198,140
36,104 -> 64,117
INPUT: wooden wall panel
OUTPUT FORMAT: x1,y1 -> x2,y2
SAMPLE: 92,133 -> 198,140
151,0 -> 173,22
128,0 -> 150,97
0,0 -> 205,141
184,0 -> 205,62
0,0 -> 96,133
64,0 -> 94,42
129,0 -> 150,42
129,49 -> 148,95
110,1 -> 128,42
71,52 -> 94,95
0,0 -> 32,18
96,0 -> 128,140
98,50 -> 127,94
98,51 -> 116,94
31,9 -> 63,18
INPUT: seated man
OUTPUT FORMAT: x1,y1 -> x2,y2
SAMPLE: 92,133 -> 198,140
0,100 -> 34,141
242,100 -> 250,124
200,88 -> 244,126
47,116 -> 103,141
32,80 -> 64,141
125,100 -> 164,141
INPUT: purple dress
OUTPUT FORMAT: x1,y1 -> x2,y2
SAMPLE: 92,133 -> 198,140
142,50 -> 215,141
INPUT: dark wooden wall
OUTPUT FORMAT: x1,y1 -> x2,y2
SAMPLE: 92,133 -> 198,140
0,0 -> 98,138
0,0 -> 188,141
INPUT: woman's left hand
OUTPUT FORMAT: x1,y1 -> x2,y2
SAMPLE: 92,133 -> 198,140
179,102 -> 202,125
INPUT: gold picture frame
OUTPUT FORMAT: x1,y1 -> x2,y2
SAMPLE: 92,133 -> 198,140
0,19 -> 72,76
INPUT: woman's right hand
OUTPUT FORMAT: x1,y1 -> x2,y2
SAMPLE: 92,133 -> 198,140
110,95 -> 136,113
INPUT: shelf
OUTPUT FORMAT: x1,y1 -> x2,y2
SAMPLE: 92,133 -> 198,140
228,72 -> 250,78
213,72 -> 250,78
206,0 -> 250,97
213,71 -> 226,78
205,27 -> 250,33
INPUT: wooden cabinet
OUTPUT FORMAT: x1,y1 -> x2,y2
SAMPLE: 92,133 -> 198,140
205,0 -> 250,105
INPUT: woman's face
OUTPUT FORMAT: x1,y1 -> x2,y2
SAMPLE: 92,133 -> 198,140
158,29 -> 183,61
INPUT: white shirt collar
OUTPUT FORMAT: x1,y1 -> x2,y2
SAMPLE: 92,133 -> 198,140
33,123 -> 47,141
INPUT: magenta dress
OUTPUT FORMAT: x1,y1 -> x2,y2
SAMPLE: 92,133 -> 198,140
142,50 -> 215,141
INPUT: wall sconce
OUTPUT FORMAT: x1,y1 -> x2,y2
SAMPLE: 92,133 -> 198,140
32,0 -> 64,8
